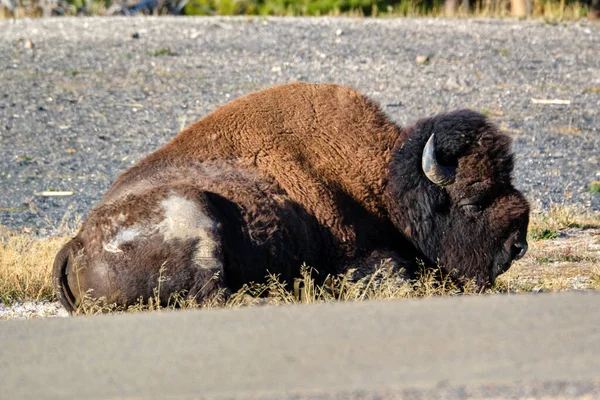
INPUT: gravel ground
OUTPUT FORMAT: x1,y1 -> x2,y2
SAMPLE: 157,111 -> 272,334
0,17 -> 599,234
0,300 -> 68,319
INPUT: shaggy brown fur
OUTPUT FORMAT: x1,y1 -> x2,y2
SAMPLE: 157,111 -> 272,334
53,82 -> 529,312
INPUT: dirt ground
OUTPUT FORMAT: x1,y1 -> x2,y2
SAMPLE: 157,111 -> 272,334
1,17 -> 599,233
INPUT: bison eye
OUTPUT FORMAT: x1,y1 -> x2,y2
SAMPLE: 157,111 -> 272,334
461,204 -> 482,215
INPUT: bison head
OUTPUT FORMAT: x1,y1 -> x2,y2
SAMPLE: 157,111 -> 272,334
388,110 -> 530,287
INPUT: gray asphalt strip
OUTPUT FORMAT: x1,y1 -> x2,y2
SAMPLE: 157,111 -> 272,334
1,292 -> 600,399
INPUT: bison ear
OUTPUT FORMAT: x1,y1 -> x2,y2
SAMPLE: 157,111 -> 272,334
421,133 -> 457,186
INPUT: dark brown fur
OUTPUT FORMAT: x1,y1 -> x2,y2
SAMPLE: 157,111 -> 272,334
53,82 -> 529,312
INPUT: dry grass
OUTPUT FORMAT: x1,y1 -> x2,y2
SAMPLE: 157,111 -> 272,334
528,205 -> 600,241
502,206 -> 600,292
496,228 -> 600,293
227,263 -> 480,306
68,263 -> 481,316
0,230 -> 68,304
1,206 -> 599,316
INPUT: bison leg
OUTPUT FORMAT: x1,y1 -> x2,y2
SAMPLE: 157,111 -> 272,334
346,249 -> 411,281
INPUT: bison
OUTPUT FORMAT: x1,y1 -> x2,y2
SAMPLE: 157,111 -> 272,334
53,82 -> 529,312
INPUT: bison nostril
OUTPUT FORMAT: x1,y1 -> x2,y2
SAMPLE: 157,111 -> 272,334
511,242 -> 528,260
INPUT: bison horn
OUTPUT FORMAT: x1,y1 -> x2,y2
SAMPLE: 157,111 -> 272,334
421,133 -> 456,186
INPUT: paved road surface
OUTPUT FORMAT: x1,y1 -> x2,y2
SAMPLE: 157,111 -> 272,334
2,292 -> 600,399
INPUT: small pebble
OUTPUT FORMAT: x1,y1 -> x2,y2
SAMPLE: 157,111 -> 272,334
24,39 -> 34,49
416,55 -> 430,65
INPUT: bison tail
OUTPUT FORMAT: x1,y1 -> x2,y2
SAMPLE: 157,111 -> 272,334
52,239 -> 82,313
